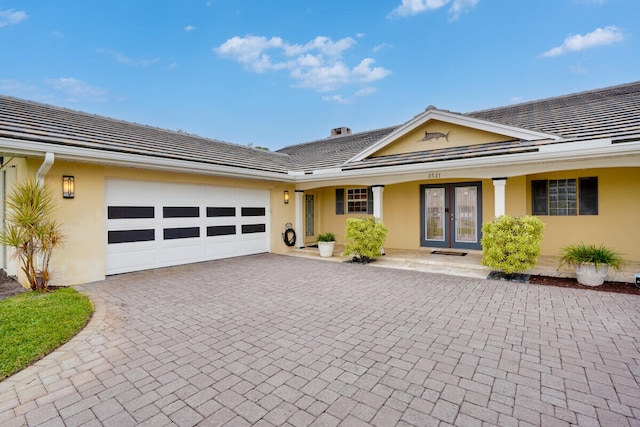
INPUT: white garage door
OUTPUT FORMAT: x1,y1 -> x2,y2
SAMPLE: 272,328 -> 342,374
105,179 -> 270,275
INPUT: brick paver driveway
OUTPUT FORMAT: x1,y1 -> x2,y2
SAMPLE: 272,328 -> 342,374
1,254 -> 639,426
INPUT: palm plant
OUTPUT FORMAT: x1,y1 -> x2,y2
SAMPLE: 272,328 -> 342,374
0,180 -> 64,291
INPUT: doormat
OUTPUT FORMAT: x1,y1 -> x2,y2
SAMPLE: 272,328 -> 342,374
431,251 -> 467,256
306,244 -> 318,248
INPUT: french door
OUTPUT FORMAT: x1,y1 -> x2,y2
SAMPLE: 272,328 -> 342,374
421,182 -> 482,250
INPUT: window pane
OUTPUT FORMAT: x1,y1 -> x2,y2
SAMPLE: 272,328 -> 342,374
531,180 -> 548,215
347,188 -> 368,213
549,179 -> 576,216
579,177 -> 598,215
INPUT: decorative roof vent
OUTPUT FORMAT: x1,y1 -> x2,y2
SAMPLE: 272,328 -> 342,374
331,127 -> 351,137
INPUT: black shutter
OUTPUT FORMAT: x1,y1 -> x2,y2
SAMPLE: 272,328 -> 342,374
531,180 -> 548,215
336,188 -> 345,215
579,177 -> 598,215
367,187 -> 373,214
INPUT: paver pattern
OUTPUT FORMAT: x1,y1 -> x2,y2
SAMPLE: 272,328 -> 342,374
1,254 -> 639,426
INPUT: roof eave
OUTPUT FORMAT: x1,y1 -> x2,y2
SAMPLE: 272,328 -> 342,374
0,137 -> 294,182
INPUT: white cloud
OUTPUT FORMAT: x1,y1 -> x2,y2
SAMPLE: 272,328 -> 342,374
448,0 -> 479,20
322,94 -> 350,104
45,78 -> 108,102
388,0 -> 478,19
355,86 -> 377,97
0,8 -> 27,27
215,34 -> 391,93
98,48 -> 159,66
0,79 -> 37,94
373,43 -> 393,53
542,26 -> 624,57
185,25 -> 196,32
323,86 -> 378,104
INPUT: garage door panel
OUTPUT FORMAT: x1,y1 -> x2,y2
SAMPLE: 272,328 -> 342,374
105,179 -> 270,275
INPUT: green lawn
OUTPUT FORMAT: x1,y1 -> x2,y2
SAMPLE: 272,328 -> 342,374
0,288 -> 94,380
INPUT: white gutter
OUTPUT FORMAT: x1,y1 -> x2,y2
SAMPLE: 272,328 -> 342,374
0,138 -> 293,182
36,152 -> 55,185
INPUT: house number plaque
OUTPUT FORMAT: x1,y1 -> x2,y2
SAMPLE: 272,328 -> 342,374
427,172 -> 441,179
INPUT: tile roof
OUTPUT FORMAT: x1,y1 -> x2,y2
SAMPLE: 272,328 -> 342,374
276,126 -> 398,171
343,139 -> 553,171
1,81 -> 638,175
467,81 -> 640,141
0,95 -> 291,174
278,81 -> 640,171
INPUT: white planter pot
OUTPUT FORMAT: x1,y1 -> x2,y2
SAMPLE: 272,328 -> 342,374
574,263 -> 609,287
318,241 -> 335,258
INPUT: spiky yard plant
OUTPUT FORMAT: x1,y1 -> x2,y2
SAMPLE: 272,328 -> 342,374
0,180 -> 64,291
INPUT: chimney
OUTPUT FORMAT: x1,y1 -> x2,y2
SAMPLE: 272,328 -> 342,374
331,127 -> 351,137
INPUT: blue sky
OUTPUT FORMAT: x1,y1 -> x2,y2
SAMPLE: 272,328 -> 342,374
1,1 -> 637,150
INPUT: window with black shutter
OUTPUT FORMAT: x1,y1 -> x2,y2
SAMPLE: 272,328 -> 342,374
336,188 -> 345,215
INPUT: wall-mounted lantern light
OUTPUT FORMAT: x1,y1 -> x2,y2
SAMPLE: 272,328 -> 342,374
62,175 -> 75,199
284,190 -> 290,204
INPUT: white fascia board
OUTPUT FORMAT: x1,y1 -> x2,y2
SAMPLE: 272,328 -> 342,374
348,109 -> 560,163
0,137 -> 293,182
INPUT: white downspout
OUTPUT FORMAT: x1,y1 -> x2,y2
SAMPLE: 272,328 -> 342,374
36,152 -> 55,185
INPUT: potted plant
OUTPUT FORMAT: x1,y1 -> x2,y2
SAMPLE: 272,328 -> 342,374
317,232 -> 336,257
558,243 -> 624,287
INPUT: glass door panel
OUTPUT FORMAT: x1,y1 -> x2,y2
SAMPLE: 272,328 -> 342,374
454,186 -> 477,244
425,188 -> 445,242
305,195 -> 314,237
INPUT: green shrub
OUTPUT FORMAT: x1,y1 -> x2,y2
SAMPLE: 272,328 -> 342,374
481,215 -> 545,275
558,243 -> 623,271
343,217 -> 387,263
317,232 -> 336,242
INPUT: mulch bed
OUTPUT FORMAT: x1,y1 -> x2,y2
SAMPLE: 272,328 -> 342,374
528,275 -> 640,295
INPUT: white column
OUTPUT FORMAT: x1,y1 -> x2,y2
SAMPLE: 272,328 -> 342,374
371,185 -> 385,255
493,178 -> 507,218
372,185 -> 384,221
295,190 -> 304,248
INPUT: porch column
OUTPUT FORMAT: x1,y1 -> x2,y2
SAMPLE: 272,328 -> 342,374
295,190 -> 305,248
492,178 -> 507,218
371,185 -> 385,255
371,185 -> 384,221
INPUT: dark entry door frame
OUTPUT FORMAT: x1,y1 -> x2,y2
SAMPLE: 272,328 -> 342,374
420,182 -> 482,250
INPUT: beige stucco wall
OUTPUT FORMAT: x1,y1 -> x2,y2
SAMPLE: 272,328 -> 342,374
17,158 -> 294,286
308,178 -> 494,250
373,120 -> 512,157
526,167 -> 640,261
301,168 -> 640,263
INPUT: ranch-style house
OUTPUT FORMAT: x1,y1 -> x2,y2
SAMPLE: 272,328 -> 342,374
0,81 -> 639,286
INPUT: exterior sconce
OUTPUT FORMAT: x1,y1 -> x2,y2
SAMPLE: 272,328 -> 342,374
62,176 -> 75,199
284,190 -> 289,204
